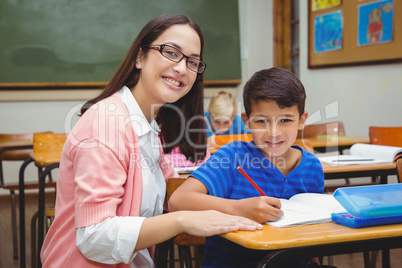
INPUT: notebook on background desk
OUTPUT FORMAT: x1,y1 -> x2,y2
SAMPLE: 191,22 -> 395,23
319,143 -> 402,165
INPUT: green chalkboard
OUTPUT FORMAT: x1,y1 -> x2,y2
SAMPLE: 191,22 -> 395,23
0,0 -> 241,86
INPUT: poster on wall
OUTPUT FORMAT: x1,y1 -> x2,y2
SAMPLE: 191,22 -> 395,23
312,0 -> 341,11
358,0 -> 394,46
314,10 -> 343,53
308,0 -> 402,68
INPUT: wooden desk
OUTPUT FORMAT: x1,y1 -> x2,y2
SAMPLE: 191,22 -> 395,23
221,222 -> 402,268
321,161 -> 397,183
171,161 -> 399,267
220,161 -> 399,267
208,136 -> 370,155
309,136 -> 370,153
0,140 -> 33,155
208,148 -> 396,184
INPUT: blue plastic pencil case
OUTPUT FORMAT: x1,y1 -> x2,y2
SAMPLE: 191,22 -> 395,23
331,184 -> 402,228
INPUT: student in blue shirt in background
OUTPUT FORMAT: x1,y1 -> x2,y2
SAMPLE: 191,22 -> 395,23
205,91 -> 250,147
170,68 -> 335,268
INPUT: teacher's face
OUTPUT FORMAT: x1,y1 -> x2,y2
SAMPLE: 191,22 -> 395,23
134,24 -> 201,106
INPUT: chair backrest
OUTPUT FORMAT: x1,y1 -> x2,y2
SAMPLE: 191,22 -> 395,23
32,133 -> 68,167
214,134 -> 253,147
298,121 -> 346,139
397,159 -> 402,183
369,126 -> 402,147
165,177 -> 206,247
166,178 -> 186,202
33,133 -> 67,153
294,138 -> 314,154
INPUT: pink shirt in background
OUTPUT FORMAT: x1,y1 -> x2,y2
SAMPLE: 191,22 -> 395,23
163,146 -> 211,167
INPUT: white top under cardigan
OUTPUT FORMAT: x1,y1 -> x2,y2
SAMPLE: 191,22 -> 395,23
76,86 -> 166,267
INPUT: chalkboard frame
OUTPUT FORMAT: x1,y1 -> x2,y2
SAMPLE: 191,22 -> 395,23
0,80 -> 242,89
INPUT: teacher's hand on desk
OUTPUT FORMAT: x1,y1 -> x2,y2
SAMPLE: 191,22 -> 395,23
174,210 -> 263,237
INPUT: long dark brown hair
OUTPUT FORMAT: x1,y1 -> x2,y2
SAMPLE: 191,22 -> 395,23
81,14 -> 206,161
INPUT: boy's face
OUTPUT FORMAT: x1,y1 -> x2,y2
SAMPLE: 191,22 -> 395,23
241,99 -> 308,159
210,114 -> 235,134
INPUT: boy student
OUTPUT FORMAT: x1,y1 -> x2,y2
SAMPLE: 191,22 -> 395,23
169,68 -> 328,268
205,90 -> 249,147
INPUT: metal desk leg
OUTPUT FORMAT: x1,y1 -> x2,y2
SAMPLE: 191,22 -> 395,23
154,237 -> 175,268
382,249 -> 390,268
19,158 -> 34,268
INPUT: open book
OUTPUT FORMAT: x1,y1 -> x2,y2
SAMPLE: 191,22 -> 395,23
267,193 -> 347,227
319,143 -> 402,165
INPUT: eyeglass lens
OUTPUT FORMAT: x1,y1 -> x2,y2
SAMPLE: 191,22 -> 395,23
160,45 -> 206,73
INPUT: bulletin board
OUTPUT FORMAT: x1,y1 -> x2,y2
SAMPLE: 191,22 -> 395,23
308,0 -> 402,68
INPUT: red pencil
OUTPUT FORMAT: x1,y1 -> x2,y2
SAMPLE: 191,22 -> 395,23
237,166 -> 267,196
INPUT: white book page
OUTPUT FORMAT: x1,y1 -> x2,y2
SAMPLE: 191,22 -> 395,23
319,154 -> 388,165
350,143 -> 402,162
319,144 -> 402,165
288,193 -> 346,212
267,193 -> 346,228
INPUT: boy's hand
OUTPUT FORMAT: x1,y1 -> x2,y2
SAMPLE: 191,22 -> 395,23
234,196 -> 283,223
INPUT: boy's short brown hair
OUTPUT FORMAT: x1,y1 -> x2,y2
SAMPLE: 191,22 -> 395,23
243,67 -> 306,117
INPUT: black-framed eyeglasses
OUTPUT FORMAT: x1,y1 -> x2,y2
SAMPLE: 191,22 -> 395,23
144,44 -> 206,74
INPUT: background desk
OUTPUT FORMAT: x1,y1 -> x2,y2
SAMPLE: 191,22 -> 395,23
221,222 -> 402,268
321,162 -> 397,183
208,136 -> 370,155
302,136 -> 370,154
0,140 -> 33,157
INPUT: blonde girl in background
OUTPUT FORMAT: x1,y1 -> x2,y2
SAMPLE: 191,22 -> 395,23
205,91 -> 249,147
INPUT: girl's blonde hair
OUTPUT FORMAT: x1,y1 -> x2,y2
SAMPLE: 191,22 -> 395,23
208,91 -> 236,119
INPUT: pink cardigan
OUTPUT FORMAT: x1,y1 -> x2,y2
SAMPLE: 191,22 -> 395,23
41,92 -> 177,268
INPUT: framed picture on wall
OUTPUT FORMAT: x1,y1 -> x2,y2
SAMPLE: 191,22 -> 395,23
308,0 -> 402,68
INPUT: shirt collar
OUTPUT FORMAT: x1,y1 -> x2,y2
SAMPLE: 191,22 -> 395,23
119,86 -> 160,136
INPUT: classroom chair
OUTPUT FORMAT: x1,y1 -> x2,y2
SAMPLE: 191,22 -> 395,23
297,121 -> 355,192
369,126 -> 402,184
19,132 -> 67,268
30,209 -> 55,268
366,126 -> 402,266
369,126 -> 402,147
297,121 -> 346,154
397,158 -> 402,183
155,177 -> 205,268
214,133 -> 253,148
0,133 -> 56,260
